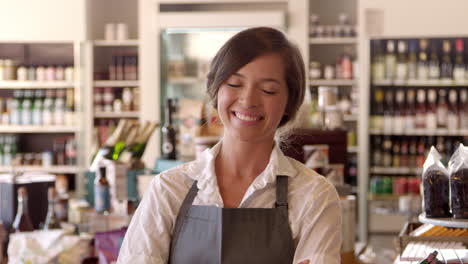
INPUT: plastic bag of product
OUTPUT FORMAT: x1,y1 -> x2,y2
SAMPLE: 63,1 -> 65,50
449,143 -> 468,218
422,146 -> 450,218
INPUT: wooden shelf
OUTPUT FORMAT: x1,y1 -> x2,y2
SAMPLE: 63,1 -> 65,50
167,77 -> 205,85
309,79 -> 356,86
372,79 -> 468,87
0,81 -> 74,89
369,128 -> 468,136
93,39 -> 139,47
309,37 -> 357,44
370,167 -> 423,175
0,125 -> 78,133
419,213 -> 468,229
94,112 -> 139,118
94,80 -> 139,87
0,165 -> 81,174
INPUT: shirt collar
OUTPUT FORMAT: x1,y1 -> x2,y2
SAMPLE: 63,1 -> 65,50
186,140 -> 298,192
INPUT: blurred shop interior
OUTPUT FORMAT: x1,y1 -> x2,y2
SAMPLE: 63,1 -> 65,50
1,0 -> 468,263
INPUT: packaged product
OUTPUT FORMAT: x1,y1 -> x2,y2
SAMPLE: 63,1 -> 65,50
448,144 -> 468,218
422,146 -> 450,218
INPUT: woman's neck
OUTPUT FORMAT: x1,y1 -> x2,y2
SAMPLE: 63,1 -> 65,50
216,135 -> 274,181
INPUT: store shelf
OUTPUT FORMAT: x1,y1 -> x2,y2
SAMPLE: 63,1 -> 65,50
94,111 -> 139,118
93,80 -> 139,87
0,125 -> 79,133
368,194 -> 402,201
372,79 -> 468,87
0,81 -> 75,89
343,114 -> 357,122
370,167 -> 423,175
419,213 -> 468,228
347,146 -> 359,153
0,165 -> 81,174
167,77 -> 205,85
93,39 -> 139,46
369,128 -> 468,136
309,79 -> 356,86
309,37 -> 357,44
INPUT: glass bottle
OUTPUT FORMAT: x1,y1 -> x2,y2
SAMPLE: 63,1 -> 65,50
437,89 -> 448,129
453,39 -> 466,83
407,40 -> 418,80
372,136 -> 383,167
396,40 -> 408,81
400,138 -> 409,168
12,187 -> 34,232
417,39 -> 429,80
460,89 -> 468,129
447,89 -> 459,131
65,89 -> 74,126
20,90 -> 32,125
440,40 -> 453,80
161,98 -> 177,160
371,89 -> 384,130
43,187 -> 60,230
32,89 -> 44,125
54,89 -> 65,125
392,138 -> 401,167
95,166 -> 111,214
408,137 -> 417,168
426,89 -> 437,130
383,90 -> 394,133
371,40 -> 386,81
405,89 -> 416,130
415,89 -> 427,129
428,40 -> 440,80
10,90 -> 22,125
385,40 -> 397,80
416,136 -> 426,168
382,135 -> 393,167
43,90 -> 55,125
394,90 -> 405,133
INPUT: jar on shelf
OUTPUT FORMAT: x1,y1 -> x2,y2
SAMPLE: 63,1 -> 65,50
318,86 -> 338,110
16,65 -> 27,81
323,64 -> 335,80
309,61 -> 321,80
4,60 -> 15,80
324,106 -> 343,130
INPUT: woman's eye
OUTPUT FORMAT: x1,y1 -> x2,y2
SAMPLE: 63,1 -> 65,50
227,83 -> 241,88
262,90 -> 276,95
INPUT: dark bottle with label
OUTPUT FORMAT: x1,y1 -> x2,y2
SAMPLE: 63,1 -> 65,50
94,166 -> 110,214
392,138 -> 401,167
372,136 -> 383,167
408,137 -> 418,168
382,136 -> 392,167
12,187 -> 34,232
400,138 -> 409,168
43,187 -> 60,230
161,98 -> 177,160
440,40 -> 453,80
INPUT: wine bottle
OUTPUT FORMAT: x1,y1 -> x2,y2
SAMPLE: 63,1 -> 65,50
161,98 -> 177,160
112,123 -> 138,160
12,187 -> 34,232
90,119 -> 127,171
43,187 -> 60,230
94,166 -> 110,214
118,121 -> 158,163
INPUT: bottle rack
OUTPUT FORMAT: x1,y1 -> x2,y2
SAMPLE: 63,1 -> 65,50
307,0 -> 359,187
88,40 -> 140,164
0,41 -> 84,194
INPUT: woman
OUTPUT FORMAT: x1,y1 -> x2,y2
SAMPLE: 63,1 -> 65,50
117,27 -> 341,264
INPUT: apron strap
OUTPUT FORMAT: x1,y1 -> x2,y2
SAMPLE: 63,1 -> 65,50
275,175 -> 289,208
170,180 -> 199,256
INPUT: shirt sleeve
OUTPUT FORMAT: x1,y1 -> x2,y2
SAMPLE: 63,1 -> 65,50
116,172 -> 190,264
293,181 -> 342,264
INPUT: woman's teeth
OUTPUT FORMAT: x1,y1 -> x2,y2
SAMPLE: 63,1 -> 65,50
235,112 -> 260,121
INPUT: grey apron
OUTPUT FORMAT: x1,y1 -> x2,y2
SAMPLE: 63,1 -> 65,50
169,175 -> 295,264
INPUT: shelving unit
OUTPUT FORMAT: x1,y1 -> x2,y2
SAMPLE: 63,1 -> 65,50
309,37 -> 358,44
372,79 -> 468,87
0,81 -> 75,89
369,129 -> 468,136
94,111 -> 139,119
93,39 -> 139,47
0,126 -> 79,133
0,165 -> 82,174
309,79 -> 357,86
93,80 -> 139,87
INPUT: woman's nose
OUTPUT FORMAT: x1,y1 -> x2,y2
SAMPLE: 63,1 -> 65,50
239,85 -> 260,107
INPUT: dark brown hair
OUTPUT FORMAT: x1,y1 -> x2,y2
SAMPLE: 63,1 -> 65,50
206,27 -> 305,127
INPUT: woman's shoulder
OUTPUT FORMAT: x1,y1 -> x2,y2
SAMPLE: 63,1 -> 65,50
286,156 -> 339,199
151,160 -> 200,193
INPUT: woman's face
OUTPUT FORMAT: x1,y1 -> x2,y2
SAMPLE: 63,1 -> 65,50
217,53 -> 288,144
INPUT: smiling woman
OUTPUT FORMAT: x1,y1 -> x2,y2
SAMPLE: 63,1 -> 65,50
117,27 -> 341,264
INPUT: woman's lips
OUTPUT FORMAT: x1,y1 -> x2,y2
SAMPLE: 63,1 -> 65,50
231,111 -> 264,122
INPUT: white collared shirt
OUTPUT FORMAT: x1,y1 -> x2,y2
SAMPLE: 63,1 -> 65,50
117,142 -> 342,264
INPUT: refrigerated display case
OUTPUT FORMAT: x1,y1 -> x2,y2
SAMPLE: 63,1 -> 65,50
157,7 -> 286,160
358,0 -> 468,243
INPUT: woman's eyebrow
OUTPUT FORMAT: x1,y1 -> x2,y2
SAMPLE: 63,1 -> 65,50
233,73 -> 281,85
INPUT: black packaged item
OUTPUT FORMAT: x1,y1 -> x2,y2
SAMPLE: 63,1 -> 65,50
449,144 -> 468,218
422,146 -> 451,218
